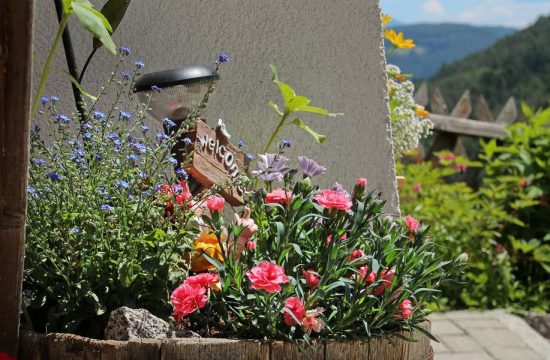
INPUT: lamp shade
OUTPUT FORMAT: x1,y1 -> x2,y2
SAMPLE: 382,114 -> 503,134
134,66 -> 219,121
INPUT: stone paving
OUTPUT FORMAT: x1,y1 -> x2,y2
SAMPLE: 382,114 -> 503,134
429,310 -> 550,360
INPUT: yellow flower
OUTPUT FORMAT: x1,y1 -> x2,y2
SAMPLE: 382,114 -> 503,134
190,231 -> 225,272
415,105 -> 430,118
381,13 -> 392,25
384,29 -> 416,49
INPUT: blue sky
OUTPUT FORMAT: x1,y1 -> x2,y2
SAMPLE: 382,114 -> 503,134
382,0 -> 550,28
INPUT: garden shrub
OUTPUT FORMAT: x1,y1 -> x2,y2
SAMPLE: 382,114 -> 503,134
398,104 -> 550,312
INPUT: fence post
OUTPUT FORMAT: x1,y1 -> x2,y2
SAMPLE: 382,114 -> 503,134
0,0 -> 34,355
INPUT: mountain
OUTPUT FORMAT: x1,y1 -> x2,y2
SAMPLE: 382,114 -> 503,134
386,23 -> 515,79
428,16 -> 550,114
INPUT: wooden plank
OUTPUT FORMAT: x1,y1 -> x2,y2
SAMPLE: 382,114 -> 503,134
325,340 -> 369,360
473,95 -> 494,123
428,87 -> 449,115
161,338 -> 269,360
496,96 -> 518,125
450,90 -> 472,158
0,0 -> 34,355
270,340 -> 323,360
414,82 -> 429,107
429,114 -> 507,139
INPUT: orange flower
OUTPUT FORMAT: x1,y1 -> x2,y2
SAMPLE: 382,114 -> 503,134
415,105 -> 430,118
190,231 -> 225,272
384,29 -> 416,49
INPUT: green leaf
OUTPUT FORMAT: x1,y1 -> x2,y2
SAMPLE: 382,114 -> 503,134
287,96 -> 310,112
269,64 -> 279,81
534,245 -> 550,272
290,118 -> 327,143
94,0 -> 131,50
275,80 -> 296,106
62,0 -> 73,14
72,0 -> 116,55
63,71 -> 97,101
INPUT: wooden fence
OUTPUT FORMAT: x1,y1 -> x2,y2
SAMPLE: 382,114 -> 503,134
414,83 -> 518,161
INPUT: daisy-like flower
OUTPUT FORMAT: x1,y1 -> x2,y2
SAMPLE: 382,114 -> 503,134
298,156 -> 326,177
251,154 -> 290,182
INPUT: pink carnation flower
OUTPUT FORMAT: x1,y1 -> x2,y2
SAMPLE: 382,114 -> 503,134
404,215 -> 420,232
206,195 -> 225,213
246,240 -> 257,251
349,249 -> 364,261
184,273 -> 220,289
356,177 -> 368,186
171,283 -> 208,323
302,269 -> 320,288
302,308 -> 325,335
266,188 -> 293,205
314,189 -> 352,212
395,299 -> 413,320
283,297 -> 306,326
247,261 -> 289,293
374,268 -> 395,296
358,265 -> 376,284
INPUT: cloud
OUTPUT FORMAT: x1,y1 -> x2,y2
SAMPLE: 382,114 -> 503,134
456,0 -> 550,28
422,0 -> 445,16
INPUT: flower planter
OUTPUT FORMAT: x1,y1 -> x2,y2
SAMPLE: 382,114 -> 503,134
18,321 -> 432,360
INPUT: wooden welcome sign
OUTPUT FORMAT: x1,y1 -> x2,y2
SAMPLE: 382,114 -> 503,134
183,120 -> 248,205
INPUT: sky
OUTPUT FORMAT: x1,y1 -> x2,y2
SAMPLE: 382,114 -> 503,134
381,0 -> 550,28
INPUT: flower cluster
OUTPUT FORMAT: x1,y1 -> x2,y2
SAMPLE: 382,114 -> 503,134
169,154 -> 462,343
386,64 -> 433,157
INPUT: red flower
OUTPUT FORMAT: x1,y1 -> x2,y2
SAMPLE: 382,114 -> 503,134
356,178 -> 368,187
184,273 -> 220,289
314,189 -> 352,212
404,215 -> 420,232
283,297 -> 306,326
395,299 -> 413,320
518,178 -> 529,188
171,283 -> 208,323
413,183 -> 422,193
246,262 -> 289,293
246,240 -> 257,251
349,249 -> 364,261
358,266 -> 376,283
266,188 -> 293,205
207,195 -> 225,213
302,308 -> 325,334
303,269 -> 320,288
326,233 -> 348,244
375,268 -> 395,295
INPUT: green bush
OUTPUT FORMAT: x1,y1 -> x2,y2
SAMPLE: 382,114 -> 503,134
398,103 -> 550,313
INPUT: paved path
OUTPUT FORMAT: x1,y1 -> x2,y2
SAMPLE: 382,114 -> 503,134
429,310 -> 550,360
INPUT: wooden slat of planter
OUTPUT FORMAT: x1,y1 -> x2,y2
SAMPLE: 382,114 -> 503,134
161,338 -> 269,360
270,341 -> 324,360
45,333 -> 102,360
324,340 -> 369,360
126,339 -> 162,360
369,336 -> 405,360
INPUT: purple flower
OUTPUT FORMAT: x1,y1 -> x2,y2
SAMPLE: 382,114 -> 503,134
121,71 -> 131,80
98,187 -> 107,195
116,180 -> 130,189
93,111 -> 106,121
175,168 -> 188,178
162,117 -> 176,128
251,153 -> 290,182
168,157 -> 178,165
119,111 -> 132,121
118,47 -> 131,56
33,159 -> 46,166
127,154 -> 139,162
218,53 -> 230,63
141,125 -> 150,133
237,140 -> 245,148
81,123 -> 92,130
40,97 -> 49,105
27,186 -> 37,195
182,137 -> 193,145
151,85 -> 162,92
331,182 -> 349,196
70,226 -> 80,234
246,153 -> 255,160
56,114 -> 70,124
83,132 -> 93,140
298,156 -> 326,178
134,60 -> 145,69
106,133 -> 119,140
100,204 -> 114,212
50,96 -> 59,103
126,135 -> 138,143
132,143 -> 146,153
46,172 -> 61,181
282,139 -> 292,148
94,153 -> 103,160
156,133 -> 169,141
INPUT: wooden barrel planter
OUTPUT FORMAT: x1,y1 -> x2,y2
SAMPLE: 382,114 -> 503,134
18,321 -> 432,360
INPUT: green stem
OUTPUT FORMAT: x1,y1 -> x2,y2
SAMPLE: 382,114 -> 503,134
387,46 -> 396,61
31,14 -> 69,117
263,112 -> 289,153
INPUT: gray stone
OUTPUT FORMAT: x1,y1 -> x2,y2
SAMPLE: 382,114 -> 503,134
105,306 -> 198,340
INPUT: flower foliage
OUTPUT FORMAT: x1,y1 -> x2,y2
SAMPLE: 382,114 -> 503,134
170,160 -> 462,343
